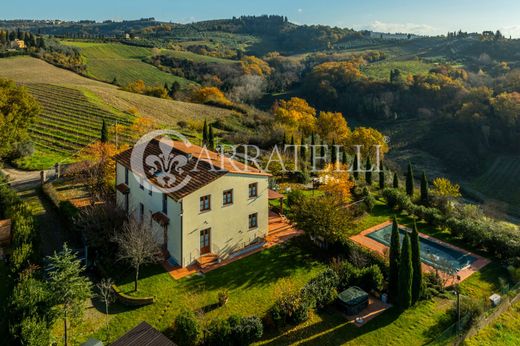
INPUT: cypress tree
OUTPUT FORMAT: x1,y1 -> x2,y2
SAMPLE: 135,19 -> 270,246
208,124 -> 214,150
398,233 -> 413,309
111,77 -> 118,85
365,156 -> 372,185
341,150 -> 347,165
300,137 -> 306,162
320,140 -> 326,168
393,172 -> 399,189
420,171 -> 429,205
282,132 -> 286,149
310,133 -> 315,166
290,135 -> 295,154
389,216 -> 401,302
100,119 -> 108,143
411,221 -> 422,304
353,154 -> 359,180
331,138 -> 337,164
202,119 -> 208,145
379,159 -> 385,189
406,162 -> 414,197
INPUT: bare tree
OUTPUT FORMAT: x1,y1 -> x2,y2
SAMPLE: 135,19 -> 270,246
96,277 -> 115,340
112,219 -> 162,291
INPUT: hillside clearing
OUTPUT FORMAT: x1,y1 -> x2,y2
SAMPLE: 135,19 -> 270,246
61,41 -> 193,86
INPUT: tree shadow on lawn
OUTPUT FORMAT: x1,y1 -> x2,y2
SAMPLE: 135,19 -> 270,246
261,306 -> 401,346
182,239 -> 323,292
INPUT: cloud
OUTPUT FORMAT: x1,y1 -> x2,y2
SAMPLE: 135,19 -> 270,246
498,25 -> 520,38
297,8 -> 303,13
363,20 -> 439,36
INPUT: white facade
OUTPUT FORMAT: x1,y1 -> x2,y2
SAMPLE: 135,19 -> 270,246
116,162 -> 269,267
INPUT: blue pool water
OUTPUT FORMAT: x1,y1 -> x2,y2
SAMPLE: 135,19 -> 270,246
367,225 -> 477,272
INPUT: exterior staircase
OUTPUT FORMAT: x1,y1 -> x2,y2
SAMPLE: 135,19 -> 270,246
196,253 -> 219,270
266,212 -> 302,245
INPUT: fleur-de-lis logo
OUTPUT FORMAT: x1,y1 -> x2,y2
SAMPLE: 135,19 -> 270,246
145,137 -> 188,188
130,130 -> 192,193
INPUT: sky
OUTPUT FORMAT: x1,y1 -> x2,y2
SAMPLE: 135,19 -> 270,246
3,0 -> 520,38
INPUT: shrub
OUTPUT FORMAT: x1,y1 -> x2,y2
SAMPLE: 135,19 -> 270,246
336,261 -> 384,292
300,268 -> 339,309
269,291 -> 310,328
228,315 -> 263,345
172,310 -> 201,346
287,189 -> 305,208
447,296 -> 483,330
218,289 -> 229,307
205,318 -> 232,346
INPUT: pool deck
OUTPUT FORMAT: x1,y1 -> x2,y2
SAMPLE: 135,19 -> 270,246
351,221 -> 491,286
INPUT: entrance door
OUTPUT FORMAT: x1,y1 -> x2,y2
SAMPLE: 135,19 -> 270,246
200,228 -> 211,255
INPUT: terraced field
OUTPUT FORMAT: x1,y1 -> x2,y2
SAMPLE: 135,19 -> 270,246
15,84 -> 134,169
0,56 -> 241,169
61,41 -> 193,86
162,49 -> 237,64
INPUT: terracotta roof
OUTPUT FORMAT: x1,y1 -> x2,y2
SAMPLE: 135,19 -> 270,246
152,212 -> 169,226
111,321 -> 176,346
268,189 -> 284,200
114,138 -> 269,201
116,183 -> 130,194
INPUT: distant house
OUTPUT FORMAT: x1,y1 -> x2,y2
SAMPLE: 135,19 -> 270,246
10,39 -> 26,49
114,139 -> 270,268
111,321 -> 177,346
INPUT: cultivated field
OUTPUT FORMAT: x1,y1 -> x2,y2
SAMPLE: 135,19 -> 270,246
0,56 -> 236,169
61,41 -> 193,86
162,49 -> 237,64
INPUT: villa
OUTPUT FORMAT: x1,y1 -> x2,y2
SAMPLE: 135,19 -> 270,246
114,138 -> 273,268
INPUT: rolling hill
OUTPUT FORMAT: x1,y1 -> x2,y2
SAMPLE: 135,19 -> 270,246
61,41 -> 194,86
0,56 -> 237,169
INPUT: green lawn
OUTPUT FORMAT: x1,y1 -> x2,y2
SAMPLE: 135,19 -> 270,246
465,300 -> 520,346
257,298 -> 452,345
62,41 -> 193,87
362,59 -> 435,81
69,241 -> 327,345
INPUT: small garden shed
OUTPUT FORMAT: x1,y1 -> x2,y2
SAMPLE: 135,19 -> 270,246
337,286 -> 369,315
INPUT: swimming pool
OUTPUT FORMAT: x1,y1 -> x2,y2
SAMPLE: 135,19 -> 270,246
366,224 -> 477,272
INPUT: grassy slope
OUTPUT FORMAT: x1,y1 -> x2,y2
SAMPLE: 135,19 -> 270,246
465,299 -> 520,346
468,155 -> 520,215
61,41 -> 192,86
362,59 -> 435,81
0,56 -> 237,169
161,49 -> 237,64
62,242 -> 326,344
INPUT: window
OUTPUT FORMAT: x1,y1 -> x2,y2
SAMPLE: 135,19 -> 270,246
200,195 -> 211,212
249,213 -> 258,229
139,177 -> 144,190
248,183 -> 258,198
139,203 -> 144,222
124,167 -> 129,184
223,189 -> 233,205
162,193 -> 168,214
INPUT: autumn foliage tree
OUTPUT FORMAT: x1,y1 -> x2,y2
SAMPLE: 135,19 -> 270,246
192,86 -> 232,107
273,97 -> 317,136
240,55 -> 272,77
318,163 -> 355,205
317,111 -> 351,143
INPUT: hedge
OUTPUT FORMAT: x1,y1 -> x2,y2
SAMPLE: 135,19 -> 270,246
111,284 -> 154,306
382,188 -> 520,259
0,176 -> 38,274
